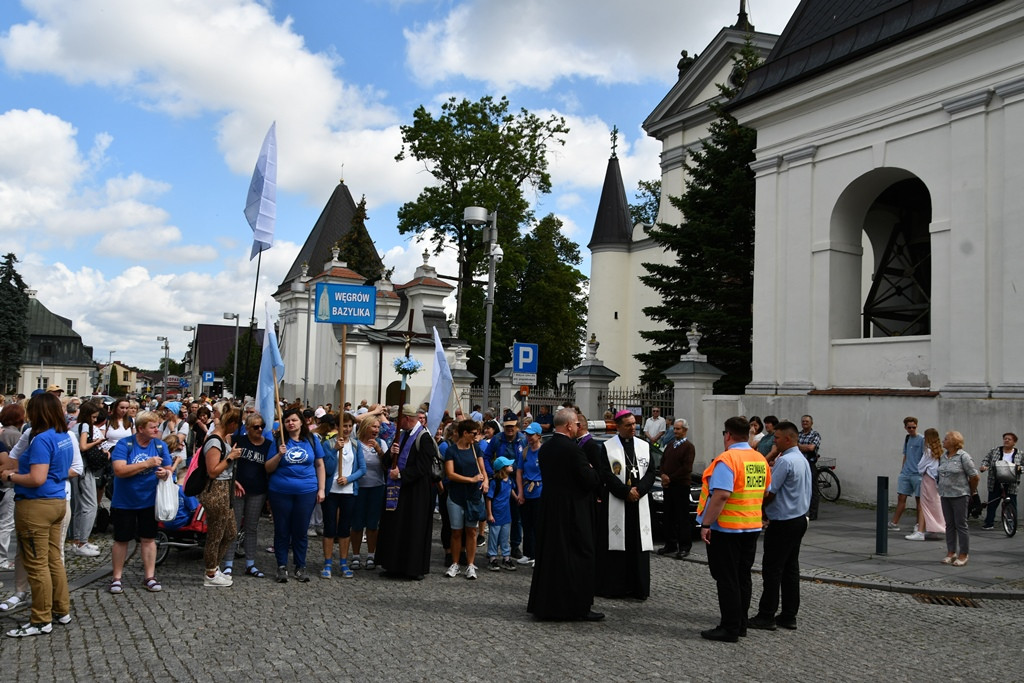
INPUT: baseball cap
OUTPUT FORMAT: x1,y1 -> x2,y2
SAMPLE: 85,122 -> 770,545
47,384 -> 63,393
493,456 -> 515,470
524,422 -> 542,436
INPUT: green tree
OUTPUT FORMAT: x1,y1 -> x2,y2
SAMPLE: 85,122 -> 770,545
395,96 -> 569,377
637,43 -> 761,394
0,253 -> 29,393
487,214 -> 588,387
219,328 -> 260,399
109,366 -> 125,396
629,178 -> 662,226
336,196 -> 391,283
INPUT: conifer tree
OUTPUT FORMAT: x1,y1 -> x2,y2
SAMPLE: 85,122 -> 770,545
637,44 -> 761,394
336,196 -> 390,283
0,253 -> 29,393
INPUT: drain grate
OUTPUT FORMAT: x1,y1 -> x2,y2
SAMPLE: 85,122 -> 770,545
913,594 -> 980,607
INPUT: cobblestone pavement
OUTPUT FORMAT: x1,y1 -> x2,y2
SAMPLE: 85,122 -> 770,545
2,513 -> 1020,681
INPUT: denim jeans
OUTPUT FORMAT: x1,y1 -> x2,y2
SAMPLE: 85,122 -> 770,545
269,491 -> 317,568
487,522 -> 511,558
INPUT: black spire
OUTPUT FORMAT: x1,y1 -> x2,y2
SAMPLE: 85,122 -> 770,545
734,0 -> 754,32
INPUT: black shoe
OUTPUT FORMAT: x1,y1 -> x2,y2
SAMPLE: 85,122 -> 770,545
293,567 -> 310,583
656,545 -> 678,556
511,546 -> 523,559
700,627 -> 738,643
276,566 -> 288,583
476,535 -> 487,547
675,550 -> 690,560
583,610 -> 605,622
748,614 -> 777,631
775,616 -> 797,630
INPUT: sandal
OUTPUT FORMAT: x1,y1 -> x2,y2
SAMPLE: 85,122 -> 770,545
222,566 -> 233,576
109,579 -> 123,594
365,558 -> 375,570
245,566 -> 265,578
941,556 -> 955,565
339,561 -> 354,579
0,593 -> 26,611
143,577 -> 162,592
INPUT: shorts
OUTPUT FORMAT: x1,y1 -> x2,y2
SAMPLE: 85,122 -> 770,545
111,506 -> 158,542
446,495 -> 485,530
897,473 -> 922,497
322,493 -> 355,539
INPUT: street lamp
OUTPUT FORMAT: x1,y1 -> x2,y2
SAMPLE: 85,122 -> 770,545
156,336 -> 169,399
106,350 -> 116,393
223,312 -> 240,398
463,206 -> 502,415
183,325 -> 197,397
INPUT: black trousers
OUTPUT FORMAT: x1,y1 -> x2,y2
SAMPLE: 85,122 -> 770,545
806,456 -> 820,519
757,516 -> 807,619
706,529 -> 760,634
662,487 -> 691,552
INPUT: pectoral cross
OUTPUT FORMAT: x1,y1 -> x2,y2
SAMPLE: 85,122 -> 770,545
630,465 -> 639,480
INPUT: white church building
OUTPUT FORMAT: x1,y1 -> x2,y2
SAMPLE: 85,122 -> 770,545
587,0 -> 1024,503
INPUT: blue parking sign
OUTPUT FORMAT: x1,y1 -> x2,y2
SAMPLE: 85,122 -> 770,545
512,343 -> 538,373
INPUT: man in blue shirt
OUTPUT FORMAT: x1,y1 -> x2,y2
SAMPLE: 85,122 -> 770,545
889,417 -> 924,531
749,421 -> 812,631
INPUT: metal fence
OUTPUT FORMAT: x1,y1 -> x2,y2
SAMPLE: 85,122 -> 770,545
465,384 -> 575,417
597,385 -> 673,421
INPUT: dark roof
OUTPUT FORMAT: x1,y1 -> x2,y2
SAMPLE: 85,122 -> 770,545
587,156 -> 633,250
734,0 -> 1001,105
195,323 -> 264,374
21,298 -> 94,367
275,181 -> 384,295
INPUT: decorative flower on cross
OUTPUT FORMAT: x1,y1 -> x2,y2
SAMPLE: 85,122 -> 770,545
393,356 -> 423,389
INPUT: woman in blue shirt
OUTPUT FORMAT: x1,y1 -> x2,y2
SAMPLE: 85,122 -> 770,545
224,412 -> 281,578
265,408 -> 325,583
443,419 -> 487,580
3,392 -> 76,638
109,411 -> 173,596
321,412 -> 365,579
516,422 -> 544,566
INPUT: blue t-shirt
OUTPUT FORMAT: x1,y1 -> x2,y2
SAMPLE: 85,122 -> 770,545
111,435 -> 172,510
517,446 -> 543,499
445,443 -> 481,506
15,430 -> 73,500
902,434 -> 925,476
269,436 -> 324,495
487,476 -> 513,525
235,434 -> 273,495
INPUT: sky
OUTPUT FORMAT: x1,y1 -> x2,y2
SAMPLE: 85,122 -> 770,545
0,0 -> 801,371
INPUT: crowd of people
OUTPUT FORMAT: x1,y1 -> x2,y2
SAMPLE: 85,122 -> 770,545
0,384 -> 1018,639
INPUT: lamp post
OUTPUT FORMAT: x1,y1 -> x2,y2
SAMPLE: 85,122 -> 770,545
463,206 -> 502,415
302,265 -> 312,407
156,336 -> 169,399
183,325 -> 197,398
223,312 -> 240,399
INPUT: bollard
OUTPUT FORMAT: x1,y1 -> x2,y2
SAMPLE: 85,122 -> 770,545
876,476 -> 888,555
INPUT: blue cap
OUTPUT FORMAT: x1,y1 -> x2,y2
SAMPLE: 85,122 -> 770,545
493,456 -> 515,470
524,422 -> 543,435
31,389 -> 46,397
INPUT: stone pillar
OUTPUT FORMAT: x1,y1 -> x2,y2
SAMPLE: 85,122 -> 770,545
449,345 -> 477,414
568,334 -> 619,420
662,325 -> 724,459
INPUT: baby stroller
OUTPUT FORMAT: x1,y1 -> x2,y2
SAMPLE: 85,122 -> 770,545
155,485 -> 207,565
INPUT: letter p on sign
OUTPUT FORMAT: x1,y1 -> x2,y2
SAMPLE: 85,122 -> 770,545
513,343 -> 538,373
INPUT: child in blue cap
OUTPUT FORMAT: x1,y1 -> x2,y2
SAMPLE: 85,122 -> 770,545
487,456 -> 516,570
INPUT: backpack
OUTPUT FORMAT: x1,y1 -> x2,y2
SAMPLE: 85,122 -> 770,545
183,433 -> 227,497
82,423 -> 109,473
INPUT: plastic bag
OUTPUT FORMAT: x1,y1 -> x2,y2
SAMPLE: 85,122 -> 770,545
155,476 -> 180,522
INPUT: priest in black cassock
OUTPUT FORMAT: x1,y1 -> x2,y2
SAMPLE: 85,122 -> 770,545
527,408 -> 603,621
576,414 -> 607,588
596,410 -> 657,600
377,404 -> 438,580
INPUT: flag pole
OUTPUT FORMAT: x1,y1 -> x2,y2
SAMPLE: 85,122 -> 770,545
272,363 -> 285,449
339,324 -> 347,416
242,250 -> 262,400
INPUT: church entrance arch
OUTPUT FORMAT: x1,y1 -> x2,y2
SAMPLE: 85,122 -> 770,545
828,168 -> 932,340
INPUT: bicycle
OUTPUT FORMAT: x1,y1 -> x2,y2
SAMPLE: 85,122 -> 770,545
983,467 -> 1019,538
816,457 -> 841,503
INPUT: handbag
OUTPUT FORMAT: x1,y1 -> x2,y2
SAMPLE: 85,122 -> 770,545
423,432 -> 444,483
82,424 -> 108,473
155,476 -> 179,522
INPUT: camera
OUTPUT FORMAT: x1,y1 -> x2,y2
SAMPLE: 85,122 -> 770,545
491,244 -> 504,264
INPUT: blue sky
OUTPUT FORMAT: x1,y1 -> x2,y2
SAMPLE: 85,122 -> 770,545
0,0 -> 800,370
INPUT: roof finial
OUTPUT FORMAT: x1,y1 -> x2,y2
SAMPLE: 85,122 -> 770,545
610,125 -> 619,159
735,0 -> 754,32
340,163 -> 345,184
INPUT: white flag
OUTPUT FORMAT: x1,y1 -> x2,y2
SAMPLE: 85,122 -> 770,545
426,326 -> 454,437
245,122 -> 277,260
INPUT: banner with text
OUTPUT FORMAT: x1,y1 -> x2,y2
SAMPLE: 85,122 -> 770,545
314,283 -> 377,325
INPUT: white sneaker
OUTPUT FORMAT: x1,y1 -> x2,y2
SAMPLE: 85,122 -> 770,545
887,522 -> 900,531
204,571 -> 233,587
516,555 -> 533,565
84,542 -> 100,552
465,564 -> 478,580
71,543 -> 100,558
444,563 -> 460,578
905,531 -> 926,541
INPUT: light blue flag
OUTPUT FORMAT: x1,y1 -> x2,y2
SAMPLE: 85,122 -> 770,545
245,122 -> 277,260
256,304 -> 285,429
426,326 -> 454,438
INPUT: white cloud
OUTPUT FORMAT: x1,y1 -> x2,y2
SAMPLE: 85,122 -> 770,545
17,239 -> 302,370
403,0 -> 801,91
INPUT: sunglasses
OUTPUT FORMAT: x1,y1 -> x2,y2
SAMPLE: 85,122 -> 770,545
252,423 -> 265,429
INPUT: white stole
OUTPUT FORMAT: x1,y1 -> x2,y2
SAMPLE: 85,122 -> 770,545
604,435 -> 653,552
